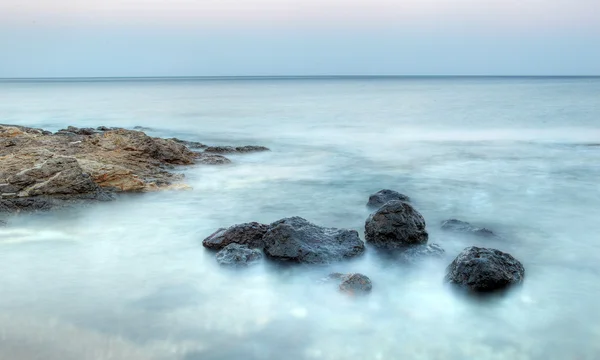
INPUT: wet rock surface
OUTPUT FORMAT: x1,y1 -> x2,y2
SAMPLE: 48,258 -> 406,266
0,124 -> 267,212
263,217 -> 365,264
365,200 -> 428,250
398,243 -> 445,264
445,246 -> 525,292
441,219 -> 496,237
327,273 -> 373,295
169,138 -> 207,149
196,153 -> 232,165
204,145 -> 270,154
202,222 -> 269,250
215,243 -> 264,268
367,189 -> 410,209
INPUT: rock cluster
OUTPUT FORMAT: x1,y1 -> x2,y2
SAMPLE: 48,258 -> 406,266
203,217 -> 365,265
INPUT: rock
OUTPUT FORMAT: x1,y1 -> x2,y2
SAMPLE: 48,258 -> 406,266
58,126 -> 98,136
234,145 -> 270,153
204,145 -> 270,154
197,153 -> 232,165
262,217 -> 365,264
0,219 -> 6,226
7,157 -> 109,199
0,124 -> 268,213
215,244 -> 263,268
441,219 -> 495,237
202,222 -> 269,250
203,146 -> 236,154
445,246 -> 525,292
398,243 -> 445,264
327,273 -> 373,295
364,200 -> 428,250
367,189 -> 410,209
169,138 -> 207,149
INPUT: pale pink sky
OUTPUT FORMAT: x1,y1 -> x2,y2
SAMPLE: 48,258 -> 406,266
2,0 -> 599,31
1,0 -> 599,77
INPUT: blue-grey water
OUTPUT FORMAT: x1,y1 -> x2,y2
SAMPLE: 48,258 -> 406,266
1,77 -> 600,360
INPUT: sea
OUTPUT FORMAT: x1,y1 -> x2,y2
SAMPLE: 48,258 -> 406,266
0,76 -> 599,360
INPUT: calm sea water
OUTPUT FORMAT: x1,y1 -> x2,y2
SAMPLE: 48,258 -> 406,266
1,77 -> 600,360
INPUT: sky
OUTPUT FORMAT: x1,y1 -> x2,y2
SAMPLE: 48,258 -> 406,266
1,0 -> 599,77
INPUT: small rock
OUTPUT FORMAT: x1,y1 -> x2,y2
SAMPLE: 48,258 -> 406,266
57,126 -> 97,136
263,217 -> 365,264
202,222 -> 269,250
441,219 -> 495,237
327,273 -> 373,295
445,246 -> 525,292
197,153 -> 232,165
235,146 -> 270,153
367,189 -> 410,209
365,200 -> 428,250
96,126 -> 112,131
216,244 -> 263,268
169,138 -> 207,149
204,146 -> 236,154
399,243 -> 445,264
204,145 -> 270,154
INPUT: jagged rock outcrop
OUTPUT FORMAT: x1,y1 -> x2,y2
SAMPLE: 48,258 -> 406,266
0,124 -> 266,212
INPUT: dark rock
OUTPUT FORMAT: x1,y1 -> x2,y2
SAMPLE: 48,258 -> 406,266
215,244 -> 263,268
364,200 -> 428,250
97,126 -> 112,131
56,126 -> 98,136
327,273 -> 372,295
204,145 -> 270,154
169,138 -> 207,149
441,219 -> 495,237
196,153 -> 232,165
202,222 -> 269,250
445,246 -> 525,292
367,189 -> 410,209
235,146 -> 270,153
262,217 -> 365,264
203,146 -> 236,154
398,243 -> 445,264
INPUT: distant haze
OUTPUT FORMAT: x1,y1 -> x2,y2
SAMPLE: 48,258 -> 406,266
1,0 -> 599,77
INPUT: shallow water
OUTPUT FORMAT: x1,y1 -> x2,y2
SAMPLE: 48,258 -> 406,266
1,77 -> 600,359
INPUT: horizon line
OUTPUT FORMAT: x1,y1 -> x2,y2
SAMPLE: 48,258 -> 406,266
1,75 -> 599,82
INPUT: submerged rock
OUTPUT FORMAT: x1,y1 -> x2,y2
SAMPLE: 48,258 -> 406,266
204,145 -> 270,154
202,222 -> 269,251
364,200 -> 428,250
215,243 -> 263,268
0,219 -> 6,227
399,243 -> 445,264
263,217 -> 365,264
327,273 -> 373,295
169,138 -> 207,149
367,189 -> 410,209
441,219 -> 495,237
445,246 -> 525,292
196,153 -> 232,165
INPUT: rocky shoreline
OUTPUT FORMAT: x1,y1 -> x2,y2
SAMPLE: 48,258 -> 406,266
0,124 -> 268,214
